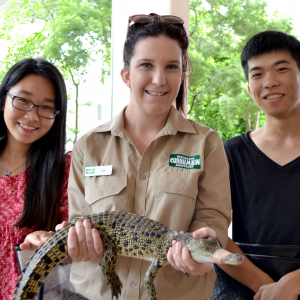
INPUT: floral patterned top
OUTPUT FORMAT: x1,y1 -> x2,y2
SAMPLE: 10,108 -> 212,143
0,152 -> 71,300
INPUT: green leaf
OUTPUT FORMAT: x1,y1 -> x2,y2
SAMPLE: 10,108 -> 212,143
188,0 -> 295,140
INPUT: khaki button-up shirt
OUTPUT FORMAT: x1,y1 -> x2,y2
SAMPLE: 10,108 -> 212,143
68,106 -> 231,300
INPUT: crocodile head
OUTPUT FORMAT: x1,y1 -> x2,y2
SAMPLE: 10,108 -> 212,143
171,233 -> 244,265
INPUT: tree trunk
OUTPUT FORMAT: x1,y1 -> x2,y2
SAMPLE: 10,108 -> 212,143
67,67 -> 80,145
245,113 -> 251,132
253,111 -> 260,131
74,84 -> 79,144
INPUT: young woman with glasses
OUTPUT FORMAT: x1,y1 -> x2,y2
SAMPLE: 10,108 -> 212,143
43,13 -> 232,300
0,58 -> 71,299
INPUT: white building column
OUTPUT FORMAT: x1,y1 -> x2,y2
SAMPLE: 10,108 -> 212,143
110,0 -> 190,118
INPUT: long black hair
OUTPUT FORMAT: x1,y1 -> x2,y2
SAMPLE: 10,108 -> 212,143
123,13 -> 189,114
0,58 -> 67,231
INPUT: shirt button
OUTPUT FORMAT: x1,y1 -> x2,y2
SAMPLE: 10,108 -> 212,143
137,208 -> 143,215
130,281 -> 137,287
140,174 -> 146,180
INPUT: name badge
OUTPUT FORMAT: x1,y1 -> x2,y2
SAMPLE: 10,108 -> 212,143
85,165 -> 112,176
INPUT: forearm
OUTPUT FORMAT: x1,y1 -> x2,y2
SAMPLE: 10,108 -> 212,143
218,238 -> 273,293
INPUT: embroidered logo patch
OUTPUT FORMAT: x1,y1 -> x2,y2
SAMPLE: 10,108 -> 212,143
169,154 -> 201,169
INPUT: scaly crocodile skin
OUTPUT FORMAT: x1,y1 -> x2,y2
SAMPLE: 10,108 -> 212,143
13,211 -> 243,300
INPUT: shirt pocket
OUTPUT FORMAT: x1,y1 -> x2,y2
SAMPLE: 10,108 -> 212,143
85,174 -> 128,213
156,171 -> 199,199
154,171 -> 200,230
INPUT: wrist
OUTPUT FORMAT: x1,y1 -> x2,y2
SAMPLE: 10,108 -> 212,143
250,273 -> 274,293
278,271 -> 300,295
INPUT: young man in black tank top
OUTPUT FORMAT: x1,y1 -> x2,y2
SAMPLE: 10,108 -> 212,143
211,31 -> 300,300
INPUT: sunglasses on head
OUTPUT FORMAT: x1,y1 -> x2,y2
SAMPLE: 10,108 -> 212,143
128,13 -> 184,26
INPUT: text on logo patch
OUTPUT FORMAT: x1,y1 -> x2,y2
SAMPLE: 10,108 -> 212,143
169,154 -> 201,169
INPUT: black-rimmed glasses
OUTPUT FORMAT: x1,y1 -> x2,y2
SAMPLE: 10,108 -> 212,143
7,92 -> 59,119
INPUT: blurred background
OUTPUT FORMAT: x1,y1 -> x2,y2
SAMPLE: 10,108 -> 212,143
0,0 -> 299,150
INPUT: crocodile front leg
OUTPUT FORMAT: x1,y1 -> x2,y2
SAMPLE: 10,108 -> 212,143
99,231 -> 122,300
144,258 -> 164,300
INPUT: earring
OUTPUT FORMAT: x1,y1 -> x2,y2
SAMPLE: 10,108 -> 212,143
128,83 -> 131,88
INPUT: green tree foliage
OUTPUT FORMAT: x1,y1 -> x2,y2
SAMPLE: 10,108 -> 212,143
189,0 -> 294,140
0,0 -> 111,143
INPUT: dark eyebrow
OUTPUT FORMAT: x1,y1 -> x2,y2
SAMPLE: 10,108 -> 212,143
249,66 -> 262,73
17,90 -> 33,97
136,59 -> 180,64
249,59 -> 291,73
137,59 -> 153,63
17,89 -> 55,104
42,98 -> 56,104
273,59 -> 291,67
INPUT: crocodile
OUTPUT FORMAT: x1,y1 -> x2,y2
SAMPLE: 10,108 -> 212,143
12,211 -> 244,300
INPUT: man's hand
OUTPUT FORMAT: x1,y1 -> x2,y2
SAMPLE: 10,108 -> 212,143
254,269 -> 300,300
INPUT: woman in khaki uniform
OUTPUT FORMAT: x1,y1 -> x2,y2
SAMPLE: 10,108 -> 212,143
66,13 -> 232,300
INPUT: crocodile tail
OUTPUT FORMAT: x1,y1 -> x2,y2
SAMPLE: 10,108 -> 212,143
12,224 -> 72,300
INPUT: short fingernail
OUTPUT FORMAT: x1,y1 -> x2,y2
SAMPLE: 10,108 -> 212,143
75,221 -> 82,227
176,243 -> 181,250
194,231 -> 201,238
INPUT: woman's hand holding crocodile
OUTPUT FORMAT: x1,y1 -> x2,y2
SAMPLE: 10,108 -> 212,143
167,227 -> 242,276
68,219 -> 103,262
20,231 -> 53,251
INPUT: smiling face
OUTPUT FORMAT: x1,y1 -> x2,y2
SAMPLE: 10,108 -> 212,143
122,35 -> 183,118
3,74 -> 56,147
247,51 -> 300,118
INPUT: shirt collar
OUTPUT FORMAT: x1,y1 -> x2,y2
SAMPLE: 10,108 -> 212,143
94,107 -> 126,136
161,106 -> 197,136
94,106 -> 196,136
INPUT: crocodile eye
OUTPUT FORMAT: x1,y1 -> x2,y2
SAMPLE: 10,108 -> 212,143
207,237 -> 216,242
